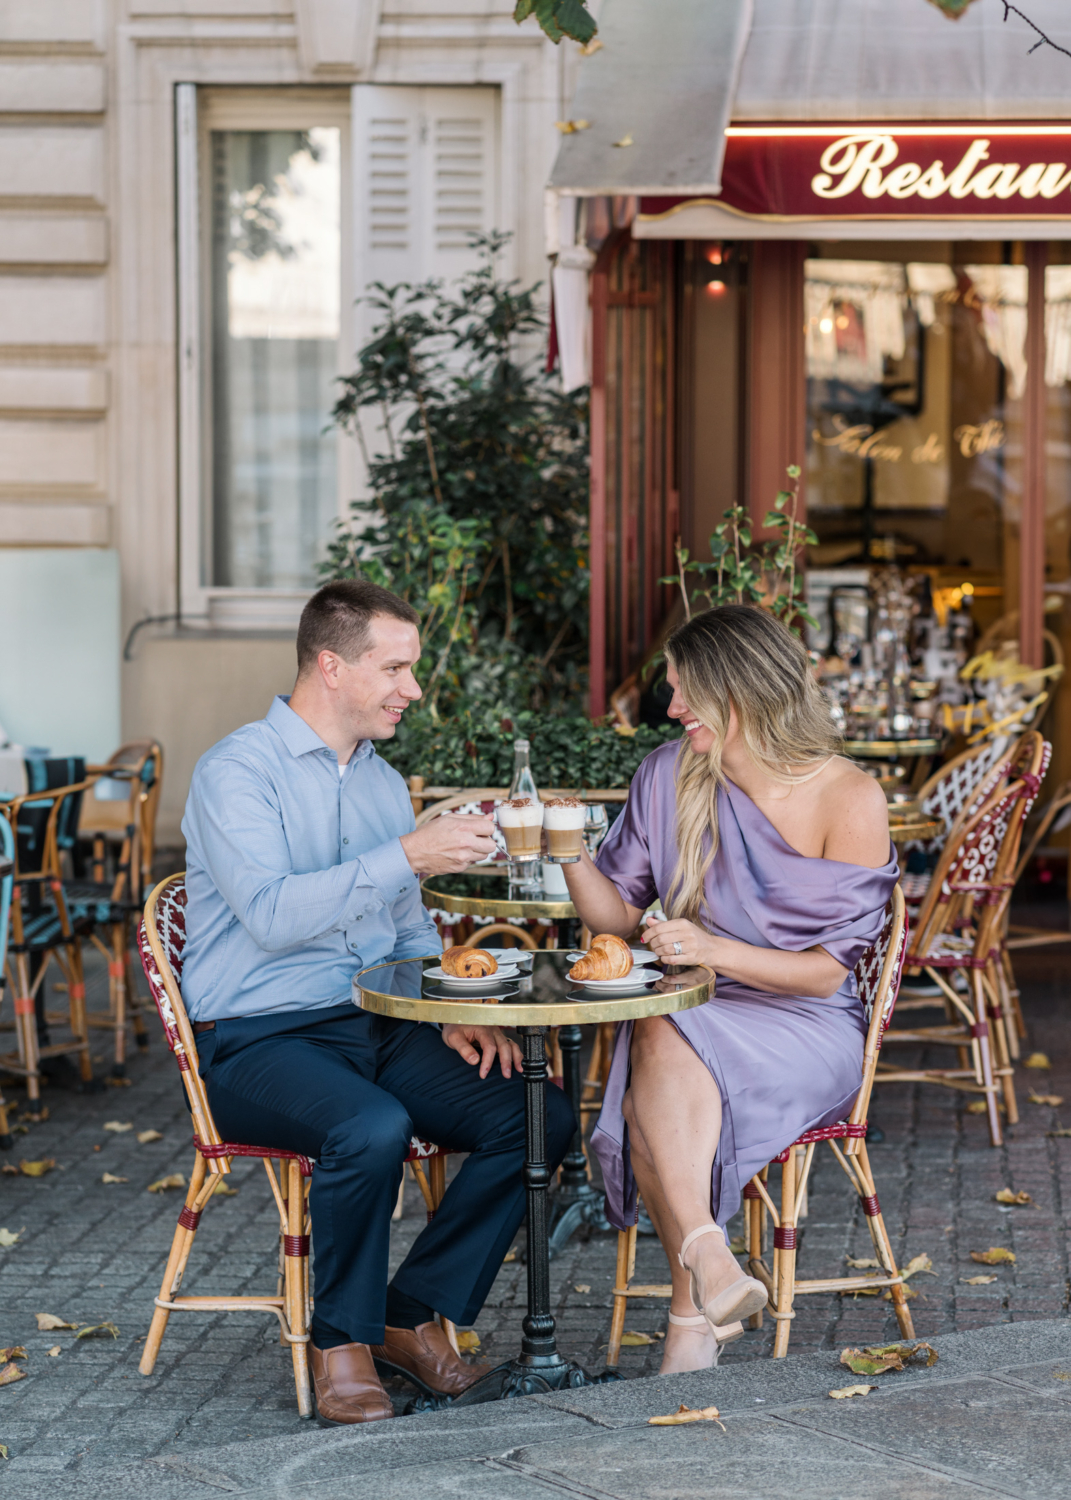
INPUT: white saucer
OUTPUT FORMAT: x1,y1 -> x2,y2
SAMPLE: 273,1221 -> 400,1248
424,964 -> 520,988
482,948 -> 533,968
573,967 -> 660,991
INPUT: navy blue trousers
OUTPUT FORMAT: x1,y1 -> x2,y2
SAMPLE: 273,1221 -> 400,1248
198,1006 -> 574,1346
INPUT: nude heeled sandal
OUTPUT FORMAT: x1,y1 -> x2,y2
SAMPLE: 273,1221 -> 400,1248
668,1312 -> 745,1345
678,1224 -> 768,1331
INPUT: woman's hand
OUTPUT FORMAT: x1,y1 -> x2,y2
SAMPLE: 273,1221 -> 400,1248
642,916 -> 718,968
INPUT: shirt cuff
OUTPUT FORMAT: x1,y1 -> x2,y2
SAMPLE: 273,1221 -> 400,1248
359,836 -> 418,903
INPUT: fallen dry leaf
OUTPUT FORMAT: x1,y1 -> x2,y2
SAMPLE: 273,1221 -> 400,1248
1053,1370 -> 1071,1382
994,1189 -> 1033,1206
75,1323 -> 119,1341
1028,1091 -> 1064,1107
136,1130 -> 163,1144
147,1174 -> 185,1193
46,1347 -> 60,1358
0,1230 -> 20,1248
210,1181 -> 238,1198
102,1121 -> 133,1133
840,1341 -> 938,1376
613,133 -> 634,148
101,1174 -> 128,1185
1024,1052 -> 1051,1069
0,1365 -> 26,1387
1,1165 -> 17,1176
19,1108 -> 48,1123
0,1443 -> 8,1458
456,1329 -> 480,1352
34,1314 -> 78,1332
106,1076 -> 132,1088
1049,1129 -> 1071,1138
970,1247 -> 1015,1265
574,1284 -> 591,1294
902,1254 -> 935,1279
965,1100 -> 1005,1115
18,1159 -> 55,1178
846,1255 -> 880,1269
649,1403 -> 725,1430
829,1384 -> 877,1399
502,1250 -> 517,1263
620,1331 -> 656,1346
729,1236 -> 746,1254
0,1350 -> 25,1364
884,1284 -> 919,1301
961,1275 -> 997,1285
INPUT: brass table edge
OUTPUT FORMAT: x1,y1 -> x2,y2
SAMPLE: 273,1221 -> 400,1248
420,877 -> 577,921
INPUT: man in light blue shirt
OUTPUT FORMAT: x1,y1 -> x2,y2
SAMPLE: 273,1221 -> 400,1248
182,580 -> 573,1425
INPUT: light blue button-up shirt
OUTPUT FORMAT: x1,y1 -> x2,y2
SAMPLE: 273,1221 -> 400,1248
180,695 -> 439,1021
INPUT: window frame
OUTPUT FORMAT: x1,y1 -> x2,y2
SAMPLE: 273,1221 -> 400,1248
176,84 -> 355,630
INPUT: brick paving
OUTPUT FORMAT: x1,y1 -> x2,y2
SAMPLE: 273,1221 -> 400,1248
0,907 -> 1069,1470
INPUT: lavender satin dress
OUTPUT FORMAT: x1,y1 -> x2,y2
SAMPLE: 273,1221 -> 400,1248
590,741 -> 899,1232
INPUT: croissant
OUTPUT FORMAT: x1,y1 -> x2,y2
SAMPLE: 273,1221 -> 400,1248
568,934 -> 633,981
442,946 -> 498,978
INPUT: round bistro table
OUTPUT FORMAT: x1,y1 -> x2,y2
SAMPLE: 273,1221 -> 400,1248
888,815 -> 941,845
354,950 -> 713,1399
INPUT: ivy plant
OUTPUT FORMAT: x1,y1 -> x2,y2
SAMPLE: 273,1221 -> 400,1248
513,0 -> 597,45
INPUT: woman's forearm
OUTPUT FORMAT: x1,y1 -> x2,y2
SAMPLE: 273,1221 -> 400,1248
561,848 -> 641,937
709,935 -> 846,999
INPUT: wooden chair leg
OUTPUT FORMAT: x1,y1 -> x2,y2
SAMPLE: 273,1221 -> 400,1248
854,1144 -> 915,1340
284,1159 -> 313,1419
607,1223 -> 636,1369
0,1088 -> 10,1149
424,1154 -> 461,1355
771,1149 -> 797,1359
986,964 -> 1019,1125
110,926 -> 127,1074
63,939 -> 93,1082
745,1181 -> 764,1329
139,1153 -> 209,1375
971,970 -> 1004,1146
13,952 -> 41,1103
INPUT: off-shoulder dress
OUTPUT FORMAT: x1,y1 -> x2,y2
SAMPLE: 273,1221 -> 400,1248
590,741 -> 899,1231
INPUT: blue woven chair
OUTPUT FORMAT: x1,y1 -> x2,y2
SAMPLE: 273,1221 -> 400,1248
0,813 -> 13,1147
1,760 -> 95,1103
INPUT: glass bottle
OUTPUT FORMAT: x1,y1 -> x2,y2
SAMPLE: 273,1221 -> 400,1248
509,739 -> 540,803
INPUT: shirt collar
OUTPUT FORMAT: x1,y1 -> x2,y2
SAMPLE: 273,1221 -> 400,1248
266,695 -> 375,765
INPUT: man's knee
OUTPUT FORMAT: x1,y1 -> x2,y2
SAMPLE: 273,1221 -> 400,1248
546,1083 -> 576,1168
321,1099 -> 413,1172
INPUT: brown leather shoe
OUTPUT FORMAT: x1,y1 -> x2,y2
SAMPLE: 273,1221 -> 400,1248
371,1321 -> 486,1397
310,1342 -> 394,1425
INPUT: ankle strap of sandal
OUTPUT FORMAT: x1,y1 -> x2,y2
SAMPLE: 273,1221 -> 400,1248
667,1312 -> 708,1328
678,1222 -> 724,1269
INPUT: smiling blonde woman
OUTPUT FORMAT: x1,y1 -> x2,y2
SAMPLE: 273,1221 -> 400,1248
562,604 -> 897,1374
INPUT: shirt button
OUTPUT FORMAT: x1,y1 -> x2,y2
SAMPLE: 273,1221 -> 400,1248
343,837 -> 349,845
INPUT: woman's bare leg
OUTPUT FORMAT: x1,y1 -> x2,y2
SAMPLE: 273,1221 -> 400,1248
622,1016 -> 753,1357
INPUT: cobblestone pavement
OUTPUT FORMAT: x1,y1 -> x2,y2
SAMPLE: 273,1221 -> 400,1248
1,911 -> 1069,1476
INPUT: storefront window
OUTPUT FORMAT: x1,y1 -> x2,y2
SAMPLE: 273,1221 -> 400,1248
804,244 -> 1027,639
209,127 -> 341,589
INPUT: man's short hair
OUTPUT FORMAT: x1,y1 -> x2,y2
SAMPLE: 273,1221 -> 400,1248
296,580 -> 419,675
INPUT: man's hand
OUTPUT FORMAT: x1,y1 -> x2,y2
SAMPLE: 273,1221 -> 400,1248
442,1023 -> 523,1080
400,814 -> 497,876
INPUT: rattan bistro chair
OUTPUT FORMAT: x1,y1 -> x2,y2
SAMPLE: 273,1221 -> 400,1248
607,887 -> 910,1366
877,733 -> 1048,1146
138,875 -> 458,1417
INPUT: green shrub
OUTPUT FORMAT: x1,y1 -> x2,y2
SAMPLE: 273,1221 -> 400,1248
378,707 -> 679,788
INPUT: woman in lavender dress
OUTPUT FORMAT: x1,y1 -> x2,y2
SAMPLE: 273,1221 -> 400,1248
563,606 -> 897,1373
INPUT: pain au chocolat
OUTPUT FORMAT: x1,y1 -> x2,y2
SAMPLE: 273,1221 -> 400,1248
568,934 -> 632,981
441,946 -> 498,978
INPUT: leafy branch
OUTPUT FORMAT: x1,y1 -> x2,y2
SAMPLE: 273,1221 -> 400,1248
660,466 -> 819,637
513,0 -> 596,45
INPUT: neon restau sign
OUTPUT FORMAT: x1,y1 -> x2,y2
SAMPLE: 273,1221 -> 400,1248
638,126 -> 1071,222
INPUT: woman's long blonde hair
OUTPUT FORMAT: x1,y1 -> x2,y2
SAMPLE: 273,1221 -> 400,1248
664,604 -> 842,924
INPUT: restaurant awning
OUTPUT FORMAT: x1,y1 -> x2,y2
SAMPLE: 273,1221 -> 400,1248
549,0 -> 1071,201
547,0 -> 753,198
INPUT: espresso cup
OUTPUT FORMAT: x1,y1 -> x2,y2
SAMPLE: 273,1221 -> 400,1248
543,797 -> 586,864
496,797 -> 543,862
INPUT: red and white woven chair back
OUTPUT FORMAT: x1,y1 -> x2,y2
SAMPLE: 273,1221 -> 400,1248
137,875 -> 187,1052
855,895 -> 908,1033
923,738 -> 1005,834
942,738 -> 1050,904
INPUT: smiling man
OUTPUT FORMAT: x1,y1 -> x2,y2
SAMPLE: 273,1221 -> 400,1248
181,579 -> 573,1425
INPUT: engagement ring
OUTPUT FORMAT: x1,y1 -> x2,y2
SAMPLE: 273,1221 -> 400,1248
673,941 -> 683,956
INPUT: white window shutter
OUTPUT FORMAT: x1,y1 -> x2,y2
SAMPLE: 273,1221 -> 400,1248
351,85 -> 499,343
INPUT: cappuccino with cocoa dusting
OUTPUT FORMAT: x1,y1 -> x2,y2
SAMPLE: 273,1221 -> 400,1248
543,797 -> 585,864
497,796 -> 544,860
